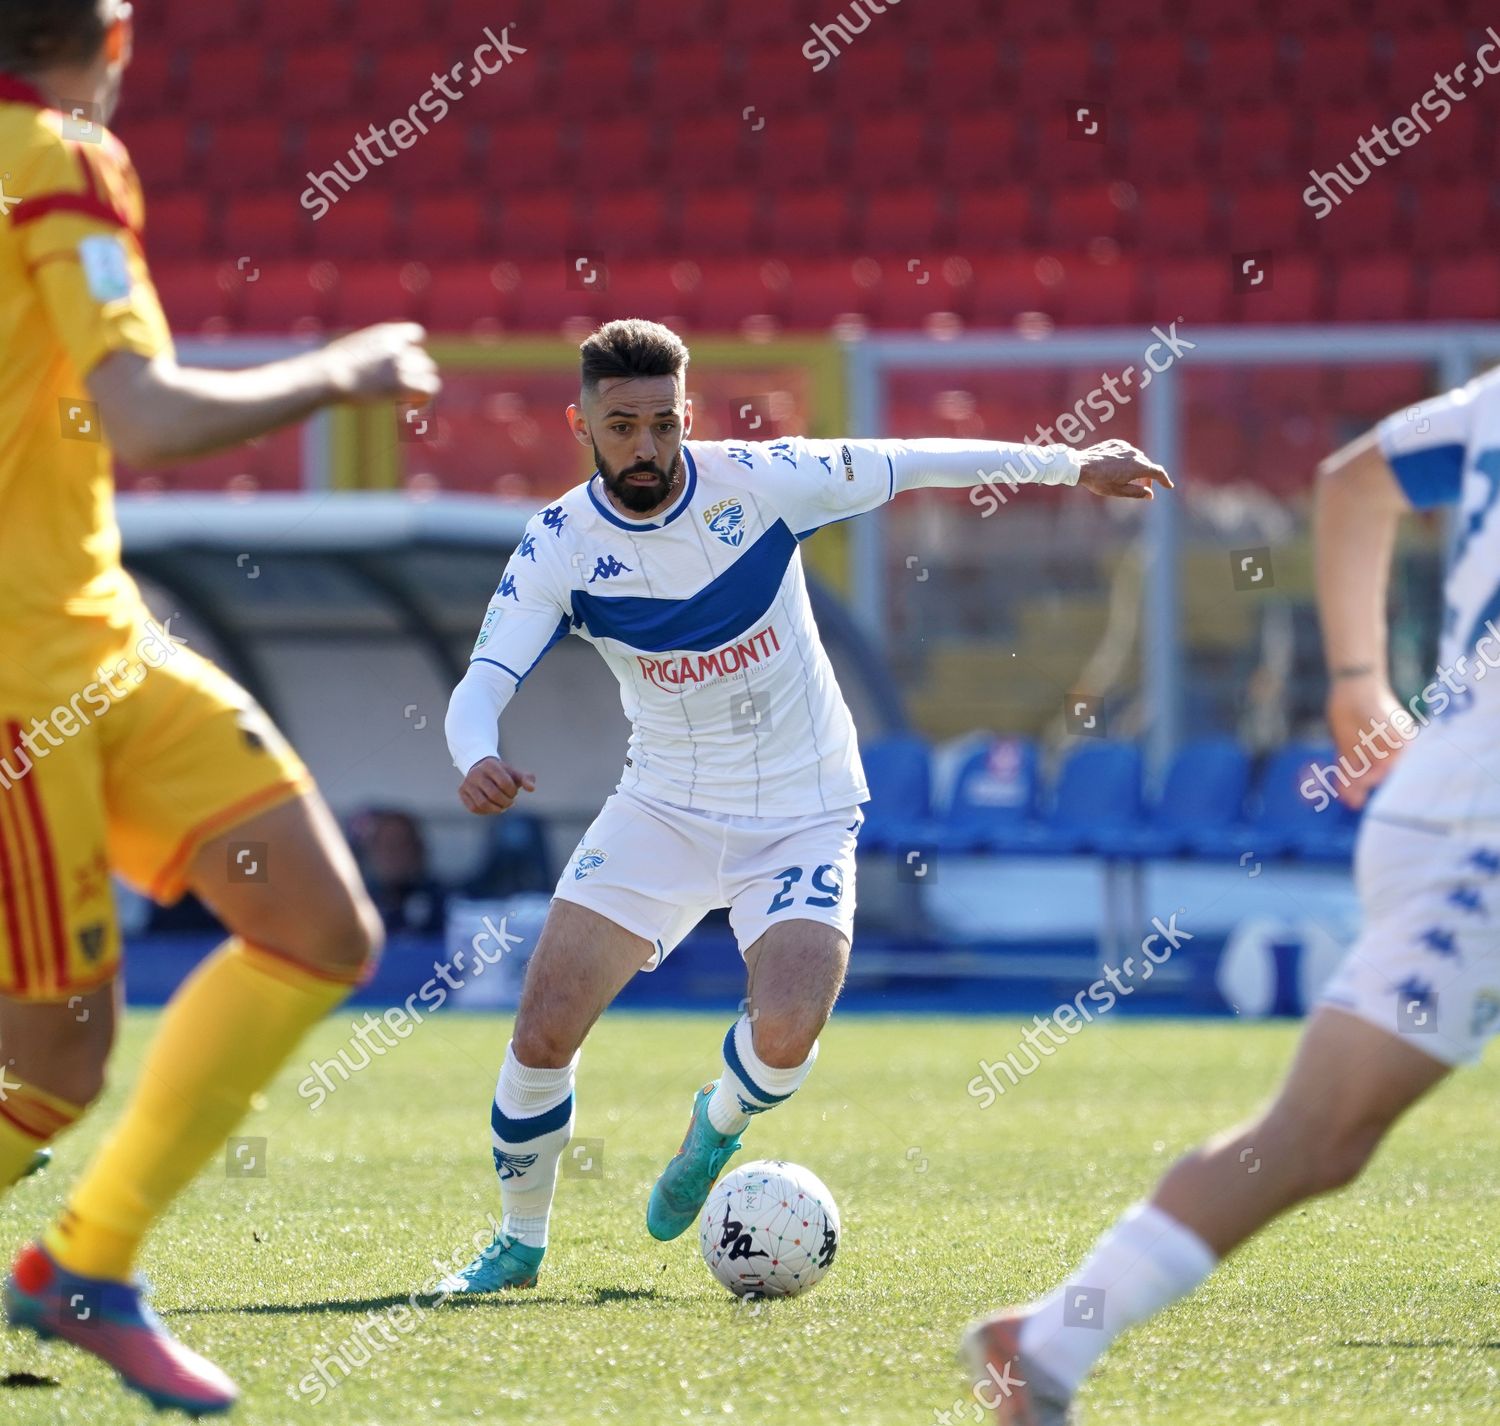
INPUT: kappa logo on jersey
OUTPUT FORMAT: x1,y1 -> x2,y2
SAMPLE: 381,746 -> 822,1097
703,498 -> 747,547
587,555 -> 632,583
498,574 -> 519,601
517,533 -> 537,561
541,504 -> 568,536
573,848 -> 607,880
493,1149 -> 539,1180
636,624 -> 783,693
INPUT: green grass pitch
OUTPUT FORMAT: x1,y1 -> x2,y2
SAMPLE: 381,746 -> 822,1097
3,1011 -> 1497,1424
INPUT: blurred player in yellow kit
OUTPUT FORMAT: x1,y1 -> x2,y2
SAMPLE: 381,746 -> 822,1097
0,1 -> 439,1411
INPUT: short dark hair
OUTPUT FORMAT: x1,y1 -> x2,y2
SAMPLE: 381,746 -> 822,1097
0,0 -> 110,72
580,319 -> 689,395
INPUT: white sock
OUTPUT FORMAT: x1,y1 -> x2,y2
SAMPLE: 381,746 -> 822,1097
489,1041 -> 577,1249
706,1015 -> 819,1135
1018,1202 -> 1218,1391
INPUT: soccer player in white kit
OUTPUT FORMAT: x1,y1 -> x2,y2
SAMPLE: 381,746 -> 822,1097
439,320 -> 1171,1292
963,367 -> 1500,1424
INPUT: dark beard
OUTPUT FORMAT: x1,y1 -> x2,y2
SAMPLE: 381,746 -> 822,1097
596,446 -> 683,514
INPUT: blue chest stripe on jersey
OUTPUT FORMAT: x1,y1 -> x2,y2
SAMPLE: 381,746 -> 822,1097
570,519 -> 796,653
1388,442 -> 1466,511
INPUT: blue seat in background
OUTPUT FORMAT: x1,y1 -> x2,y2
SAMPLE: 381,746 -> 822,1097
1093,736 -> 1251,859
986,740 -> 1144,856
925,736 -> 1041,853
858,734 -> 932,852
1187,742 -> 1359,863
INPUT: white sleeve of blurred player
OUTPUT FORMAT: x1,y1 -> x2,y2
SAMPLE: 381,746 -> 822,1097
1375,371 -> 1491,510
446,523 -> 572,775
746,435 -> 1081,535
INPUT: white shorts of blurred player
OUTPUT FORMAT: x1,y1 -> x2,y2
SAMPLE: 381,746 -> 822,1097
1320,813 -> 1500,1066
552,788 -> 862,968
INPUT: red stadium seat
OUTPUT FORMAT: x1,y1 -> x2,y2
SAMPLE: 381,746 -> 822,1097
423,259 -> 514,333
118,49 -> 180,117
1224,254 -> 1325,323
1398,104 -> 1485,179
227,193 -> 313,262
696,258 -> 788,329
1051,254 -> 1142,326
548,45 -> 645,122
309,192 -> 398,259
1148,256 -> 1232,323
1379,32 -> 1473,101
1032,110 -> 1119,184
584,192 -> 672,258
915,44 -> 1005,114
1197,35 -> 1286,105
846,113 -> 932,186
953,188 -> 1037,250
1212,105 -> 1301,182
1310,182 -> 1403,253
1042,184 -> 1130,248
406,193 -> 490,261
1088,0 -> 1172,36
1331,365 -> 1433,420
1178,0 -> 1268,32
1134,184 -> 1218,255
877,259 -> 970,328
779,258 -> 883,328
460,37 -> 545,119
160,0 -> 247,44
143,191 -> 214,260
367,47 -> 452,110
1367,0 -> 1454,26
184,46 -> 268,120
704,0 -> 804,44
328,261 -> 427,328
1121,110 -> 1208,186
481,118 -> 567,188
742,45 -> 820,112
967,254 -> 1055,325
382,122 -> 476,190
202,120 -> 291,189
644,43 -> 736,114
238,260 -> 332,332
153,260 -> 237,333
1099,36 -> 1192,99
1010,36 -> 1097,105
1287,33 -> 1376,106
247,0 -> 344,43
660,115 -> 750,185
603,259 -> 700,328
1224,184 -> 1312,252
526,0 -> 622,39
765,190 -> 855,256
360,2 -> 445,46
116,117 -> 195,191
276,45 -> 365,122
828,44 -> 917,112
1407,178 -> 1495,251
678,189 -> 762,256
743,115 -> 836,188
1423,254 -> 1500,320
862,188 -> 946,253
572,117 -> 662,190
1329,254 -> 1419,320
493,192 -> 582,259
508,259 -> 609,331
1259,0 -> 1362,30
938,112 -> 1026,185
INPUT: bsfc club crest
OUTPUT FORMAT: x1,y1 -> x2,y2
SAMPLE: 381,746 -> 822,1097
704,499 -> 746,547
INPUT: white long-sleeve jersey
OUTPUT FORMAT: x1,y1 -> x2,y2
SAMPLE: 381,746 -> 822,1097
447,435 -> 1080,818
1370,367 -> 1500,827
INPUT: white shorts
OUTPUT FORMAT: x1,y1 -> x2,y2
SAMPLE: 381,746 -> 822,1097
1319,814 -> 1500,1066
552,789 -> 862,968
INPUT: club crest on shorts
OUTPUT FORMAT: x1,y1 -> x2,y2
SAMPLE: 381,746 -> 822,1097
704,499 -> 746,547
572,847 -> 607,880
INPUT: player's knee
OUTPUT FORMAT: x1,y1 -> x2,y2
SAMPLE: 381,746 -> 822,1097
750,1012 -> 820,1069
16,1021 -> 111,1111
267,882 -> 384,979
1306,1121 -> 1385,1195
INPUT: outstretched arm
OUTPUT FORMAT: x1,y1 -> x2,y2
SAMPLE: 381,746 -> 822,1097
881,435 -> 1172,502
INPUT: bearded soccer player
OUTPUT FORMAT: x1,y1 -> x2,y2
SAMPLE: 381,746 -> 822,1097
439,318 -> 1172,1292
962,370 -> 1500,1424
0,1 -> 438,1412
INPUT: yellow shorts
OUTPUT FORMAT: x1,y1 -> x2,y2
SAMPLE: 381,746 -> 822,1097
0,641 -> 311,1001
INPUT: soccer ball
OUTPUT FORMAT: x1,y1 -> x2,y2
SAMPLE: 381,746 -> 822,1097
699,1159 -> 840,1299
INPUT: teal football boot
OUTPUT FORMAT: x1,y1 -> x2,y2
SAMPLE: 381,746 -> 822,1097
646,1081 -> 743,1242
436,1233 -> 545,1295
20,1148 -> 51,1181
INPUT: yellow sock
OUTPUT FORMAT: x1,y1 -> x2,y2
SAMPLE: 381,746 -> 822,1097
0,1080 -> 84,1188
44,937 -> 359,1281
